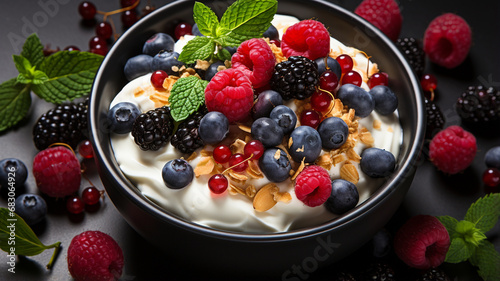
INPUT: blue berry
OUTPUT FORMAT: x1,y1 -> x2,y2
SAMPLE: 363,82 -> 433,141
288,126 -> 322,163
224,46 -> 237,56
252,90 -> 284,120
317,117 -> 349,150
262,24 -> 279,40
15,194 -> 47,225
107,102 -> 141,134
198,111 -> 229,144
251,117 -> 284,148
360,148 -> 396,178
269,105 -> 297,135
124,54 -> 153,81
151,51 -> 185,76
204,61 -> 225,81
485,146 -> 500,169
370,228 -> 392,258
191,23 -> 203,36
315,56 -> 342,79
0,158 -> 28,190
162,159 -> 193,189
259,148 -> 291,182
324,179 -> 359,214
337,84 -> 375,118
369,85 -> 398,115
142,33 -> 175,56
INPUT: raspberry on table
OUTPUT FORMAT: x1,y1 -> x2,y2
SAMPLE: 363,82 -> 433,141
354,0 -> 402,42
294,165 -> 332,207
231,38 -> 275,89
423,13 -> 471,69
429,125 -> 477,174
281,20 -> 330,60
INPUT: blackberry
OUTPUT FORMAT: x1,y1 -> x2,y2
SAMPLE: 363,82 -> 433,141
416,268 -> 450,281
170,106 -> 208,154
271,56 -> 319,100
362,262 -> 396,281
456,85 -> 500,124
131,106 -> 174,151
33,100 -> 88,150
425,98 -> 445,139
396,37 -> 425,77
333,271 -> 357,281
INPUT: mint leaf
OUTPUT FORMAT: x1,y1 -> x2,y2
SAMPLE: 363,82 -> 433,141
12,55 -> 33,76
456,220 -> 487,247
0,78 -> 31,132
178,36 -> 215,64
193,1 -> 219,37
437,215 -> 460,239
18,70 -> 49,85
169,76 -> 208,122
464,193 -> 500,233
445,237 -> 475,263
217,0 -> 277,47
470,240 -> 500,281
21,34 -> 44,68
31,50 -> 103,103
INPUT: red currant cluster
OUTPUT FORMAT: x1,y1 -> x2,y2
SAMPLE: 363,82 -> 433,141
420,73 -> 438,101
483,168 -> 500,189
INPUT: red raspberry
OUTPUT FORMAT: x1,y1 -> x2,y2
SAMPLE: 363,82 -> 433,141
33,146 -> 81,198
231,38 -> 275,89
281,20 -> 330,60
394,215 -> 450,269
204,68 -> 254,123
429,125 -> 477,174
67,230 -> 124,281
423,13 -> 471,69
294,165 -> 332,207
354,0 -> 402,42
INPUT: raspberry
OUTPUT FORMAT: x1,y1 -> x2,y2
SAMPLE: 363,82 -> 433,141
67,231 -> 124,281
231,38 -> 275,89
294,165 -> 332,207
429,125 -> 477,174
423,13 -> 471,69
204,68 -> 254,123
281,20 -> 330,60
394,215 -> 450,270
354,0 -> 402,42
33,146 -> 81,198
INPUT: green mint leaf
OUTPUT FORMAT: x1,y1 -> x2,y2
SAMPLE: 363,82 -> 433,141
17,70 -> 49,85
445,237 -> 475,263
12,55 -> 33,77
178,36 -> 215,64
20,33 -> 44,68
193,1 -> 219,37
215,47 -> 232,62
0,78 -> 31,132
436,215 -> 460,239
455,220 -> 487,247
169,76 -> 208,122
464,193 -> 500,233
31,51 -> 103,104
470,240 -> 500,281
217,0 -> 277,47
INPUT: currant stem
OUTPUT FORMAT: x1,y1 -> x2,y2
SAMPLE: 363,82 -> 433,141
222,153 -> 254,174
97,0 -> 141,22
45,241 -> 61,270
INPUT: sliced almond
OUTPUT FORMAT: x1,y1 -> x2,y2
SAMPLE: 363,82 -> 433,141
193,157 -> 215,177
316,154 -> 333,170
340,162 -> 359,184
228,171 -> 248,183
246,185 -> 257,198
253,183 -> 279,212
229,183 -> 246,196
274,191 -> 292,203
359,130 -> 374,146
274,149 -> 281,160
332,154 -> 346,166
230,139 -> 247,154
238,124 -> 251,133
346,148 -> 361,162
247,161 -> 264,179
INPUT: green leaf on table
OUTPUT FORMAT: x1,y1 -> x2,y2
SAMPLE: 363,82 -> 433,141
17,70 -> 49,85
12,55 -> 34,77
464,193 -> 500,233
445,237 -> 475,263
193,1 -> 219,37
178,36 -> 215,64
169,76 -> 208,122
470,240 -> 500,281
455,220 -> 487,247
20,33 -> 45,68
0,78 -> 31,132
436,215 -> 459,239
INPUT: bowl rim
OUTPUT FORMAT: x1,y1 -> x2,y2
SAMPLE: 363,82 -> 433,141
89,0 -> 425,242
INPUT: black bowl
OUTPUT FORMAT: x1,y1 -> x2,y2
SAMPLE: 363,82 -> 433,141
89,0 -> 424,278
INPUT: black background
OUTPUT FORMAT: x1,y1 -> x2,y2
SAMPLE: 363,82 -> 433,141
0,0 -> 499,280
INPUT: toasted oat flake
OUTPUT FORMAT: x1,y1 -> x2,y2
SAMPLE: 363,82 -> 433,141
332,154 -> 346,166
360,130 -> 374,146
200,149 -> 212,157
346,148 -> 361,162
246,185 -> 256,198
317,154 -> 333,170
186,151 -> 197,162
238,124 -> 252,133
274,191 -> 292,203
228,171 -> 248,183
133,87 -> 145,97
247,161 -> 263,179
274,149 -> 281,160
340,162 -> 359,184
373,119 -> 382,130
253,183 -> 280,212
291,158 -> 306,180
229,183 -> 246,196
194,157 -> 215,177
231,139 -> 247,154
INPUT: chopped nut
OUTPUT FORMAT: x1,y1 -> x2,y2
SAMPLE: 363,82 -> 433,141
194,157 -> 215,177
195,59 -> 211,71
246,185 -> 256,198
373,119 -> 382,130
228,171 -> 248,183
230,139 -> 247,154
274,191 -> 292,203
253,183 -> 279,212
340,162 -> 359,184
359,130 -> 374,146
274,149 -> 281,160
238,124 -> 252,133
317,154 -> 333,170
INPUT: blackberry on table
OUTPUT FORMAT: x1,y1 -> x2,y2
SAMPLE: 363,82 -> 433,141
396,37 -> 425,77
170,106 -> 208,154
416,268 -> 451,281
425,98 -> 445,139
362,261 -> 396,281
131,106 -> 174,151
456,85 -> 500,124
271,56 -> 319,100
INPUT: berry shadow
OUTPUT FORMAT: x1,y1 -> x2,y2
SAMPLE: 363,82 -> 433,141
430,55 -> 476,82
460,121 -> 500,138
80,18 -> 97,28
16,255 -> 46,277
433,166 -> 481,196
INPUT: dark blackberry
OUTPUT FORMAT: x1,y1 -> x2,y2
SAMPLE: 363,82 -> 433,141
456,85 -> 500,124
396,37 -> 425,77
131,106 -> 174,151
425,98 -> 445,139
33,101 -> 88,150
416,268 -> 450,281
362,262 -> 396,281
333,271 -> 357,281
270,56 -> 319,100
170,106 -> 208,154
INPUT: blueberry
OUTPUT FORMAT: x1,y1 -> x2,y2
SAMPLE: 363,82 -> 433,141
337,84 -> 375,118
142,33 -> 175,56
317,117 -> 349,150
485,146 -> 500,169
324,179 -> 359,214
370,228 -> 392,258
252,90 -> 284,120
162,159 -> 194,189
0,158 -> 28,190
288,126 -> 322,163
369,85 -> 398,115
15,194 -> 47,225
224,46 -> 237,56
262,24 -> 279,41
204,61 -> 225,81
124,54 -> 153,81
315,56 -> 342,78
269,105 -> 297,135
259,148 -> 292,182
198,112 -> 229,144
151,51 -> 185,76
191,23 -> 204,37
251,117 -> 284,148
360,148 -> 396,178
107,102 -> 141,134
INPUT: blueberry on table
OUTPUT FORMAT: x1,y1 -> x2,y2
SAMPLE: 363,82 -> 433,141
151,51 -> 185,76
369,85 -> 398,115
269,105 -> 296,135
288,126 -> 322,163
162,159 -> 194,189
337,84 -> 375,118
317,117 -> 349,150
107,102 -> 141,134
142,33 -> 175,56
485,146 -> 500,169
360,147 -> 396,178
259,148 -> 292,183
0,158 -> 28,190
198,112 -> 229,144
252,90 -> 283,120
124,54 -> 153,81
15,194 -> 47,226
251,117 -> 284,148
324,179 -> 359,214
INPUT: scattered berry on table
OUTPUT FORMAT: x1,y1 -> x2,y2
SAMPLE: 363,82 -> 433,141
394,215 -> 450,269
369,85 -> 398,116
107,102 -> 141,134
271,56 -> 319,100
332,271 -> 357,281
337,84 -> 375,118
423,13 -> 471,69
81,186 -> 102,205
482,168 -> 500,187
120,0 -> 136,8
131,106 -> 174,151
65,45 -> 80,51
151,51 -> 185,76
370,228 -> 392,258
336,54 -> 353,74
317,117 -> 349,150
228,153 -> 249,173
78,1 -> 97,20
170,106 -> 207,154
89,36 -> 107,52
455,85 -> 500,124
15,194 -> 47,226
150,70 -> 169,88
324,179 -> 359,214
416,267 -> 451,281
360,147 -> 396,178
208,174 -> 228,194
318,70 -> 339,93
354,0 -> 402,41
251,90 -> 283,120
269,105 -> 297,135
428,125 -> 477,174
368,72 -> 389,89
121,9 -> 138,28
244,140 -> 265,160
143,33 -> 175,56
362,261 -> 397,281
288,125 -> 322,163
204,61 -> 225,81
315,56 -> 342,79
67,230 -> 124,281
262,24 -> 280,41
311,90 -> 333,112
95,21 -> 113,40
295,165 -> 332,207
213,145 -> 232,164
299,109 -> 321,129
396,37 -> 425,77
198,111 -> 229,144
258,148 -> 291,183
424,98 -> 445,139
485,146 -> 500,169
420,74 -> 438,101
162,159 -> 194,189
281,19 -> 330,60
0,158 -> 28,190
231,38 -> 275,89
174,22 -> 193,40
77,140 -> 94,159
124,54 -> 153,81
66,196 -> 85,215
251,117 -> 284,148
341,70 -> 362,87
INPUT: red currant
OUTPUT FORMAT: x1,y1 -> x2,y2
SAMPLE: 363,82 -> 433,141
269,39 -> 281,47
228,153 -> 248,172
82,186 -> 101,205
89,36 -> 106,49
78,1 -> 97,20
300,109 -> 321,128
96,21 -> 113,40
341,71 -> 362,87
482,168 -> 500,187
90,44 -> 107,56
319,70 -> 339,93
208,174 -> 228,194
420,74 -> 437,92
120,0 -> 137,7
66,196 -> 85,214
174,22 -> 193,40
77,140 -> 94,159
213,145 -> 232,164
64,45 -> 80,51
311,90 -> 333,112
336,54 -> 353,74
121,9 -> 138,28
150,70 -> 168,88
368,72 -> 389,88
244,140 -> 265,160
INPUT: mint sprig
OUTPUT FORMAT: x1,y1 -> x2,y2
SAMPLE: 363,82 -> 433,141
437,193 -> 500,281
0,33 -> 103,133
169,76 -> 208,122
178,0 -> 277,64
